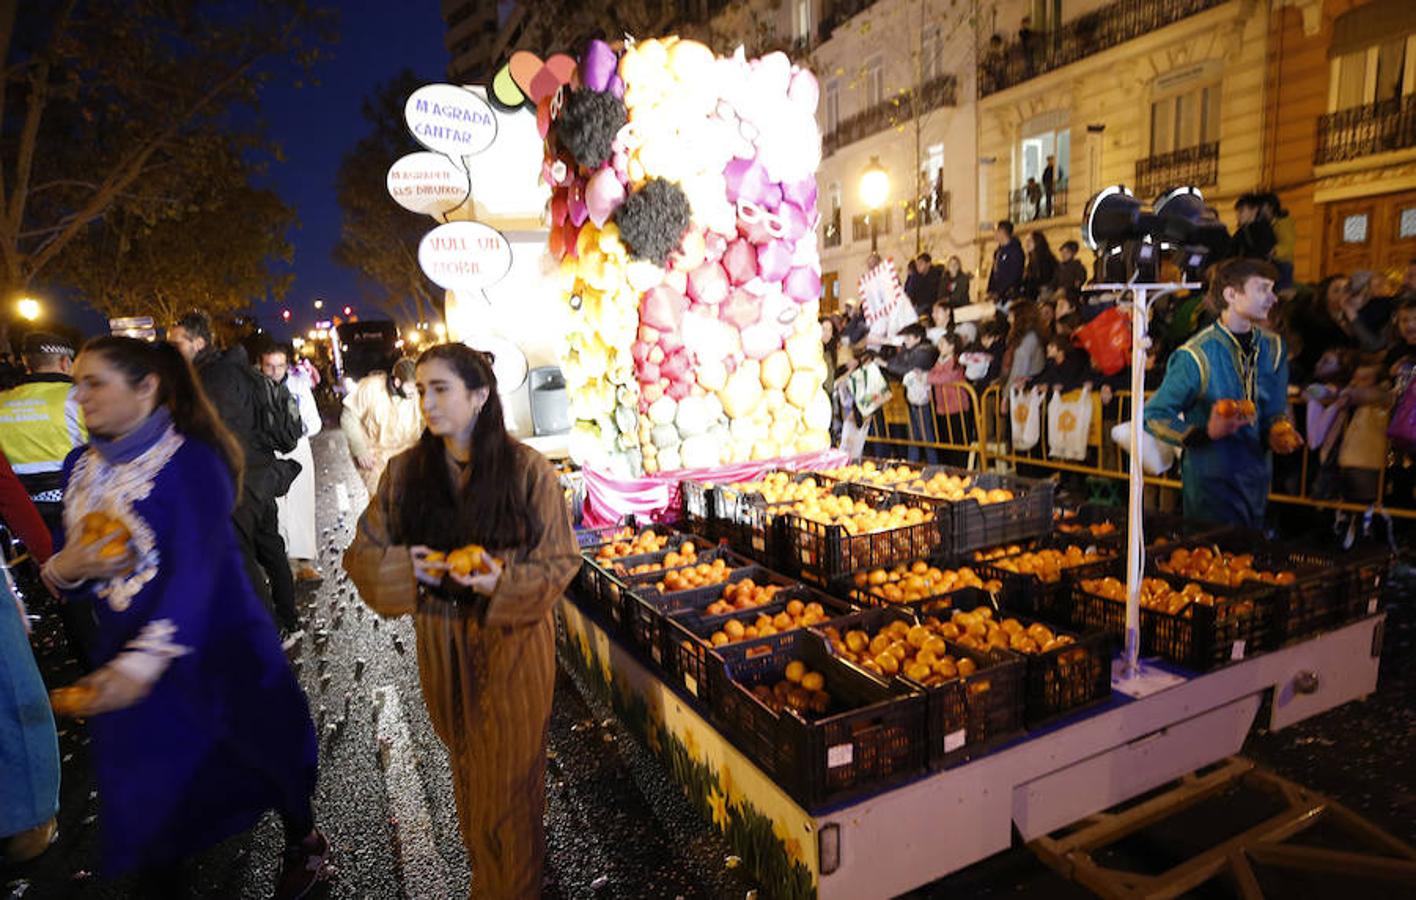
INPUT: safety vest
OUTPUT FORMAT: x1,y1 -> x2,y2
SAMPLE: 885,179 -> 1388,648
0,375 -> 86,502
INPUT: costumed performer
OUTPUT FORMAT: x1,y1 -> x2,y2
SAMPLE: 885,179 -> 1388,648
39,337 -> 327,898
261,342 -> 324,582
340,358 -> 422,496
344,343 -> 579,899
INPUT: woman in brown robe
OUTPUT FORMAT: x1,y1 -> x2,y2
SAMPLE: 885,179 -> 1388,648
344,344 -> 579,898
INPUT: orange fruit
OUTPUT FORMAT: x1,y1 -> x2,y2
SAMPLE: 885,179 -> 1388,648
1214,399 -> 1238,417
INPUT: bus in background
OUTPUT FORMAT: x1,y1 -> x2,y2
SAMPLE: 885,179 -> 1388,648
330,320 -> 399,395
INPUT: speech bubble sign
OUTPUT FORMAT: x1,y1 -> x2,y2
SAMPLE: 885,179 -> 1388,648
386,152 -> 471,217
418,221 -> 513,291
404,84 -> 498,158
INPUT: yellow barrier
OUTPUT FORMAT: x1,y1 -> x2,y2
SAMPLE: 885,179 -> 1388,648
861,380 -> 1416,520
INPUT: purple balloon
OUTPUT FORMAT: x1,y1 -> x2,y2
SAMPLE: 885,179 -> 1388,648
783,177 -> 817,211
582,40 -> 617,92
585,167 -> 626,228
784,266 -> 822,304
723,158 -> 771,206
761,182 -> 783,211
608,74 -> 625,98
757,239 -> 793,283
778,202 -> 810,242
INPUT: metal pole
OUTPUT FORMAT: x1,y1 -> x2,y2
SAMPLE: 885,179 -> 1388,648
871,213 -> 879,253
1125,285 -> 1147,679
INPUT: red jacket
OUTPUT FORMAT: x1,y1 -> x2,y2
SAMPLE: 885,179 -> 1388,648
926,357 -> 972,415
0,451 -> 52,562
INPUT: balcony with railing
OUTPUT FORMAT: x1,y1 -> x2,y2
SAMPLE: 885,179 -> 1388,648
1315,95 -> 1416,165
1133,142 -> 1219,198
978,0 -> 1228,98
1008,180 -> 1068,224
823,74 -> 957,157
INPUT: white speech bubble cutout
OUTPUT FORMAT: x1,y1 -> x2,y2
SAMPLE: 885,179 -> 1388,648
386,151 -> 471,218
418,221 -> 513,292
404,84 -> 498,160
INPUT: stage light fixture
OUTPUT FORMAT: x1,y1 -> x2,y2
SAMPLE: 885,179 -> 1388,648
1081,184 -> 1231,284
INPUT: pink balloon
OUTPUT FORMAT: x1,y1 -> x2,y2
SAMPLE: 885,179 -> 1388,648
761,182 -> 783,211
641,285 -> 685,333
568,180 -> 589,227
703,232 -> 728,264
585,168 -> 625,228
783,177 -> 817,211
720,289 -> 761,330
788,69 -> 820,112
778,202 -> 810,242
757,239 -> 793,283
784,266 -> 822,304
638,361 -> 660,383
666,379 -> 692,401
687,262 -> 730,306
721,239 -> 757,286
723,158 -> 771,206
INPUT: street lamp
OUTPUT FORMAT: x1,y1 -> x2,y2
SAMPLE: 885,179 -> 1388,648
16,297 -> 42,321
859,156 -> 890,253
313,298 -> 324,310
433,323 -> 447,339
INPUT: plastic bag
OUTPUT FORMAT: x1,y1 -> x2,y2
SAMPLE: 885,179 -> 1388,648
1386,367 -> 1416,454
1010,383 -> 1043,451
1111,420 -> 1178,475
1048,386 -> 1093,461
1073,307 -> 1131,376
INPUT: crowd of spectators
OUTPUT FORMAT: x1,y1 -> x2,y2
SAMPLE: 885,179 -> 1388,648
822,205 -> 1416,536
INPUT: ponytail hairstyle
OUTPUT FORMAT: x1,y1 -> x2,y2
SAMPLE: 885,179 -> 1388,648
81,336 -> 244,497
397,343 -> 537,551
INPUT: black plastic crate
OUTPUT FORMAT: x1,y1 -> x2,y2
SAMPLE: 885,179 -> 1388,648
779,483 -> 945,586
721,499 -> 794,567
1052,505 -> 1231,551
838,561 -> 1004,609
607,542 -> 734,580
943,472 -> 1055,557
1069,570 -> 1274,672
662,587 -> 854,705
970,537 -> 1119,622
583,530 -> 708,630
678,479 -> 721,541
710,631 -> 927,809
813,605 -> 1024,770
626,565 -> 798,659
1147,535 -> 1387,645
909,593 -> 1112,728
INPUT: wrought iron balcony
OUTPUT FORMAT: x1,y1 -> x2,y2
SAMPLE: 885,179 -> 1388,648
823,74 -> 957,157
1133,143 -> 1219,199
978,0 -> 1227,97
1315,95 -> 1416,165
1008,181 -> 1068,224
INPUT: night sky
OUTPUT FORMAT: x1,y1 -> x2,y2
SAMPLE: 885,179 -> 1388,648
256,1 -> 449,341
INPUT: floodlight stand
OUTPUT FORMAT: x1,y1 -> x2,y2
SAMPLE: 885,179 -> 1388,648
1090,279 -> 1200,680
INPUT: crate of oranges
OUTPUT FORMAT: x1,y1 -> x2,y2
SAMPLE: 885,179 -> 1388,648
1072,572 -> 1270,672
677,478 -> 722,541
715,471 -> 838,564
931,470 -> 1054,557
662,586 -> 853,705
919,592 -> 1112,728
1149,537 -> 1388,645
816,459 -> 926,488
778,483 -> 945,586
845,559 -> 1003,609
710,631 -> 927,808
970,538 -> 1117,623
578,526 -> 699,629
624,564 -> 797,660
816,605 -> 1024,769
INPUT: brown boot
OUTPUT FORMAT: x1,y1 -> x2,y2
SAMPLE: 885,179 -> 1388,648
4,817 -> 57,864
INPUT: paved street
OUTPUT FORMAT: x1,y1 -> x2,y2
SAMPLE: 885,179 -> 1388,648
4,428 -> 1412,899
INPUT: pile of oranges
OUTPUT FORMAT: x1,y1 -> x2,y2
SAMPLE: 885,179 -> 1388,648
1057,519 -> 1118,537
655,558 -> 733,592
904,472 -> 1015,505
747,661 -> 832,715
620,541 -> 699,576
595,530 -> 672,561
851,560 -> 1001,603
819,461 -> 920,486
425,543 -> 500,578
1213,398 -> 1257,418
985,545 -> 1113,583
79,511 -> 131,560
788,494 -> 934,535
1157,547 -> 1297,587
727,472 -> 831,506
704,579 -> 784,615
704,598 -> 831,647
822,617 -> 980,687
1081,576 -> 1222,616
932,607 -> 1074,655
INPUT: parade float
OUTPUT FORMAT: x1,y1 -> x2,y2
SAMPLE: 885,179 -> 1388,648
391,40 -> 1404,900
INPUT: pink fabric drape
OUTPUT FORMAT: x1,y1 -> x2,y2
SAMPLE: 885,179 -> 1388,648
579,449 -> 849,528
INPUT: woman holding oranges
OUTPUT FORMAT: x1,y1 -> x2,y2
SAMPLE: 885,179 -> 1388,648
344,343 -> 579,898
39,337 -> 325,898
1145,259 -> 1302,528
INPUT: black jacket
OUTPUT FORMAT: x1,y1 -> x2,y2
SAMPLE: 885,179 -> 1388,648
1052,259 -> 1087,297
942,272 -> 971,307
988,238 -> 1024,300
884,342 -> 940,379
904,266 -> 943,315
194,346 -> 278,502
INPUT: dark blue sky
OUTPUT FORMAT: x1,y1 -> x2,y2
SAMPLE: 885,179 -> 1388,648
255,1 -> 448,340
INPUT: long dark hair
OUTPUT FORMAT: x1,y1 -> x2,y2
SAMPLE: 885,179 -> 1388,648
81,336 -> 244,496
1024,231 -> 1058,281
396,343 -> 536,551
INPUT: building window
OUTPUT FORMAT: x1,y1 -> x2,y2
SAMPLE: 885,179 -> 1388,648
1150,84 -> 1221,156
824,182 -> 842,248
1330,35 -> 1416,112
794,0 -> 812,42
919,143 -> 946,223
1342,213 -> 1370,244
824,78 -> 840,135
851,209 -> 891,242
865,56 -> 884,107
1401,207 -> 1416,240
920,26 -> 941,82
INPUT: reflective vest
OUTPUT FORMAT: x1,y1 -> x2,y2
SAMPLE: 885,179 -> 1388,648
0,375 -> 86,502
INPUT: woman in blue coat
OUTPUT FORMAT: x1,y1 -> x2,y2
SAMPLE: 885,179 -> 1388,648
1145,259 -> 1303,527
39,337 -> 327,898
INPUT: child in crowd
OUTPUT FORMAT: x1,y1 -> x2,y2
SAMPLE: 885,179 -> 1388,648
925,332 -> 975,466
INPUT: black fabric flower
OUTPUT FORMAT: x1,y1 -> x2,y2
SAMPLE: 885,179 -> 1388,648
557,87 -> 626,170
615,178 -> 691,266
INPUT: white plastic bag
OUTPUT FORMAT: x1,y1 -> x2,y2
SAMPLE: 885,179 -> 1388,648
903,369 -> 931,407
1111,420 -> 1179,475
1010,383 -> 1043,452
1047,386 -> 1093,461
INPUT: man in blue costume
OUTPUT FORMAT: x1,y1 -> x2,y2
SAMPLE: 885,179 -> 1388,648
1145,258 -> 1302,528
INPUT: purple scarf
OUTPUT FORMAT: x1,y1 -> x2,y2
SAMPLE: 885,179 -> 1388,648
90,407 -> 174,465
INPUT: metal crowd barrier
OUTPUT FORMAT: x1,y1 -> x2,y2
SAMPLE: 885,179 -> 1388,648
862,382 -> 1416,520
